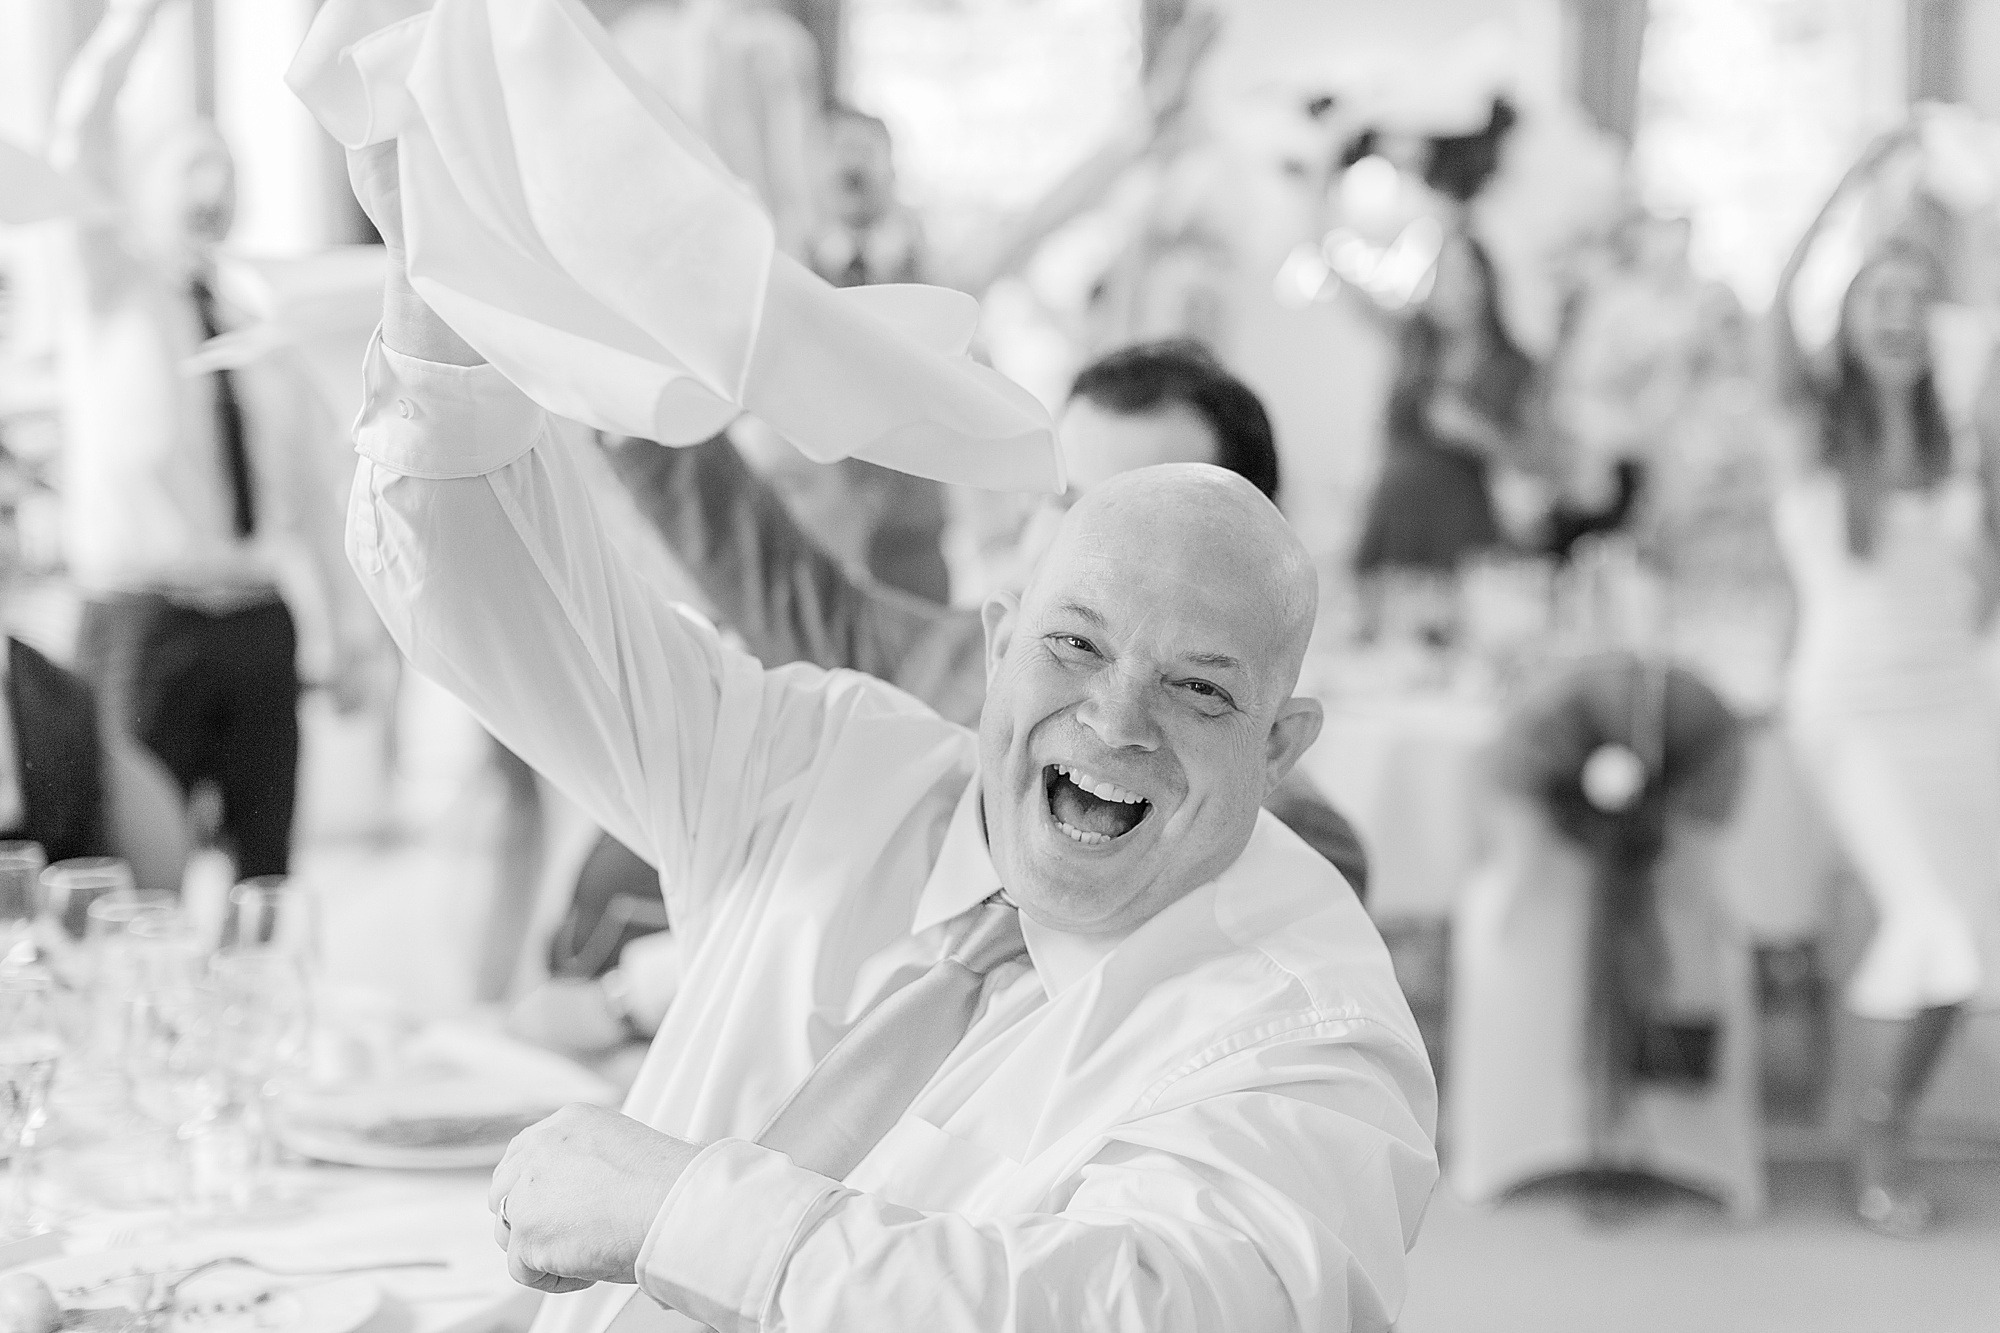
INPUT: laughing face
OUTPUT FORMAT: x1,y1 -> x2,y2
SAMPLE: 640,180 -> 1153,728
976,465 -> 1323,938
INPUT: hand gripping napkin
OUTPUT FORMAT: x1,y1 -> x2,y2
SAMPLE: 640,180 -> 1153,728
287,0 -> 1063,493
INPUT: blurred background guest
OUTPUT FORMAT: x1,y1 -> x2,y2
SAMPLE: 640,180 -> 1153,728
1353,229 -> 1540,631
754,17 -> 1220,604
1770,126 -> 2000,1238
599,0 -> 825,258
0,443 -> 184,894
1631,279 -> 1793,711
47,0 -> 372,884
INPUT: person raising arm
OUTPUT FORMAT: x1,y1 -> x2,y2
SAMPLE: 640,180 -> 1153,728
346,124 -> 1434,1331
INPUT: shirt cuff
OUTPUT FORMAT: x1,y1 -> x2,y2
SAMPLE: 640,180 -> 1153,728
635,1138 -> 844,1333
355,329 -> 545,479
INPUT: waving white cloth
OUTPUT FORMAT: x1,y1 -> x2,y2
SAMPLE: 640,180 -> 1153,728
286,0 -> 1061,492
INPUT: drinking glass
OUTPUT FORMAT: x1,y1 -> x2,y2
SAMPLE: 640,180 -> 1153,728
83,892 -> 187,1087
0,971 -> 63,1239
206,950 -> 314,1210
0,842 -> 45,965
39,858 -> 137,943
121,926 -> 223,1213
214,878 -> 317,1205
218,877 -> 320,962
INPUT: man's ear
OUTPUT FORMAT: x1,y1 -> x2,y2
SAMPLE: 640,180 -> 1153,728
1263,696 -> 1324,796
981,592 -> 1021,684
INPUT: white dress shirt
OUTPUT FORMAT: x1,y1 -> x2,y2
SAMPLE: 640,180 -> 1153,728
349,336 -> 1439,1333
57,248 -> 324,598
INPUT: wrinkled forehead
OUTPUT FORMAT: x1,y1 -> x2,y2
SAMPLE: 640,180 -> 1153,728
1024,530 -> 1295,690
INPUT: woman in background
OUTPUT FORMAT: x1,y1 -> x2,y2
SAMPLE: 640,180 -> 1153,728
1353,231 -> 1536,620
1770,128 -> 2000,1237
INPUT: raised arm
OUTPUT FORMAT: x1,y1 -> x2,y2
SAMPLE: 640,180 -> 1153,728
1770,126 -> 1913,407
48,0 -> 166,291
49,0 -> 162,199
346,143 -> 817,922
942,7 -> 1221,294
601,434 -> 989,726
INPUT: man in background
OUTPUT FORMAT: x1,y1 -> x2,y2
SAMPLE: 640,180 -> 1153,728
52,0 -> 374,880
0,445 -> 184,894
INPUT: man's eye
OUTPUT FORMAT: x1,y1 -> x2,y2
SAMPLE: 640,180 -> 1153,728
1048,634 -> 1098,655
1179,679 -> 1234,707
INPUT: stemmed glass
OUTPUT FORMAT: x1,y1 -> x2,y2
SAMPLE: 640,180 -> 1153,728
218,877 -> 320,960
38,858 -> 138,945
0,971 -> 64,1240
211,877 -> 320,1212
78,889 -> 183,1112
120,920 -> 225,1215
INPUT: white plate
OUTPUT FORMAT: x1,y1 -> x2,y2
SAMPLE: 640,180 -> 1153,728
17,1250 -> 381,1333
280,1024 -> 610,1171
278,1113 -> 541,1172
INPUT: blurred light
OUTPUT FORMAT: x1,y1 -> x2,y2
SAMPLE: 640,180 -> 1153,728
1341,153 -> 1405,234
1313,214 -> 1444,311
1273,243 -> 1335,308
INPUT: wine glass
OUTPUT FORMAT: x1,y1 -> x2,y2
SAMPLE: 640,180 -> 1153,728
214,878 -> 318,1208
218,877 -> 320,962
0,971 -> 64,1240
82,892 -> 186,1103
206,950 -> 314,1211
120,925 -> 223,1214
0,842 -> 45,966
39,857 -> 137,944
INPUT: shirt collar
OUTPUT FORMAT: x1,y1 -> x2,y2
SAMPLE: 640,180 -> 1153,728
910,773 -> 1132,1000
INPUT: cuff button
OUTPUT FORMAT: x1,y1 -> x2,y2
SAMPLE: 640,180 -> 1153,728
396,398 -> 415,419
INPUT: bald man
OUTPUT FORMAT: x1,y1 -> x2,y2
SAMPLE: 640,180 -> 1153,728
596,342 -> 1368,894
350,173 -> 1437,1331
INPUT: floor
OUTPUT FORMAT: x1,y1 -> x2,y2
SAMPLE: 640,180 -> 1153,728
1399,1162 -> 2000,1333
294,687 -> 2000,1333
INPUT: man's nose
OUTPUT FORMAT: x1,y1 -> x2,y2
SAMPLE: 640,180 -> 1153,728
1077,668 -> 1162,751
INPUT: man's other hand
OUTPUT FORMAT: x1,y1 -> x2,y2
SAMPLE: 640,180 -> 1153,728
488,1104 -> 701,1291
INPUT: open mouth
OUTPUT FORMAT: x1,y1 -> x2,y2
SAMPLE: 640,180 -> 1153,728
1043,763 -> 1152,846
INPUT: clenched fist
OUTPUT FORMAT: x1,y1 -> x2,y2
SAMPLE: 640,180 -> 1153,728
488,1103 -> 703,1293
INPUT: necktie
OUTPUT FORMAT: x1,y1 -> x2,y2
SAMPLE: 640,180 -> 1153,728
189,276 -> 256,539
755,896 -> 1027,1180
599,899 -> 1027,1333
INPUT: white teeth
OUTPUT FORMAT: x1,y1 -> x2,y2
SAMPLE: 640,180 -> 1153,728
1056,820 -> 1111,846
1052,764 -> 1147,806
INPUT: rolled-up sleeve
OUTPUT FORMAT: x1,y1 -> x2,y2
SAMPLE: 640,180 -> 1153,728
634,1032 -> 1435,1333
348,333 -> 825,919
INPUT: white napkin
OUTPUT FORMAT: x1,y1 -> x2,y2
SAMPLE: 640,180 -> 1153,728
285,0 -> 1062,494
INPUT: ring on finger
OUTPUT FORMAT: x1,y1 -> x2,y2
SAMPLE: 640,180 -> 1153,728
498,1194 -> 511,1230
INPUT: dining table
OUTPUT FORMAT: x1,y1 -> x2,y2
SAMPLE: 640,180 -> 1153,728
1,998 -> 614,1333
